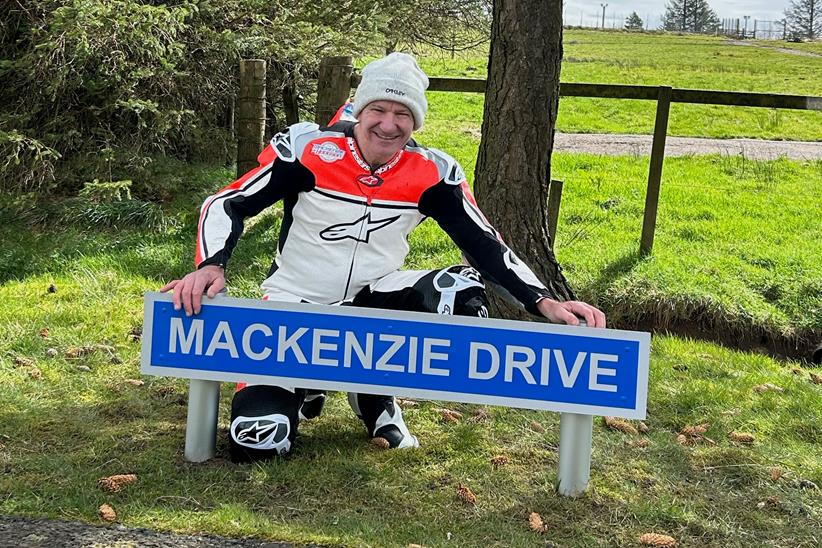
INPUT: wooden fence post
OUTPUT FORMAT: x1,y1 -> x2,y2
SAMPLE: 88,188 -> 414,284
315,56 -> 354,125
237,59 -> 266,178
640,86 -> 672,256
547,179 -> 564,246
282,70 -> 300,126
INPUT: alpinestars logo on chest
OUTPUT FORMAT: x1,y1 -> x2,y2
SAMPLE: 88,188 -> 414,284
320,213 -> 400,243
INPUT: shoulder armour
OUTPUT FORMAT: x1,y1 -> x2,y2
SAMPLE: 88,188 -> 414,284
407,146 -> 467,185
270,122 -> 337,163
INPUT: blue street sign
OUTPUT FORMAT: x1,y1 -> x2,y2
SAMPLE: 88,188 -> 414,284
141,292 -> 650,419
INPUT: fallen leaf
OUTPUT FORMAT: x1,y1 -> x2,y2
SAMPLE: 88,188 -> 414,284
98,474 -> 138,493
769,467 -> 783,481
13,356 -> 35,368
676,434 -> 691,446
766,495 -> 780,506
528,512 -> 549,533
456,483 -> 476,505
370,437 -> 390,450
123,379 -> 144,387
129,327 -> 142,342
98,503 -> 117,522
407,544 -> 426,548
39,328 -> 49,338
639,532 -> 677,547
791,367 -> 803,375
728,432 -> 755,444
397,398 -> 418,408
809,373 -> 822,385
28,367 -> 43,380
604,416 -> 638,435
436,408 -> 462,423
530,420 -> 545,433
45,348 -> 58,358
638,421 -> 649,433
75,365 -> 92,373
490,455 -> 509,468
753,383 -> 783,394
110,355 -> 123,365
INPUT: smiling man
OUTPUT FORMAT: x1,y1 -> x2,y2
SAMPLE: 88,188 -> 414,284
162,53 -> 605,463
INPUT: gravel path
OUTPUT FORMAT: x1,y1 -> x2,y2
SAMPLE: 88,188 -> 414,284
554,133 -> 822,160
0,515 -> 305,548
726,40 -> 822,58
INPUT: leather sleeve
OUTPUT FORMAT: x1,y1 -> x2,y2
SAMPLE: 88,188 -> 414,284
418,180 -> 551,315
195,138 -> 314,269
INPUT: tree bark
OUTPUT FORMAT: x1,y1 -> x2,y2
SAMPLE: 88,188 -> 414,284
473,0 -> 575,320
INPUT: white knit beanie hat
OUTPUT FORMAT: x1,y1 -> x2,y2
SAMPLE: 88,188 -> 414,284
353,53 -> 429,130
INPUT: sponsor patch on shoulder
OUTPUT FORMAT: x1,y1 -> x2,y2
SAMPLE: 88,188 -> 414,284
311,141 -> 345,163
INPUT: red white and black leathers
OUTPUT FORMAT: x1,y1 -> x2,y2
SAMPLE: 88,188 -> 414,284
197,117 -> 554,461
196,120 -> 552,313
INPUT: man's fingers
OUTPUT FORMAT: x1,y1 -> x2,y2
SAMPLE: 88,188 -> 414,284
594,307 -> 607,328
571,302 -> 596,328
553,305 -> 580,326
191,276 -> 208,315
206,275 -> 225,298
159,280 -> 178,293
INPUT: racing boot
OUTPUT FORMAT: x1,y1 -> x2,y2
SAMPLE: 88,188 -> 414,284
347,392 -> 419,448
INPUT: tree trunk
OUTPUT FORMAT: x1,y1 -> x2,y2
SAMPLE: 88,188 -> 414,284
473,0 -> 575,320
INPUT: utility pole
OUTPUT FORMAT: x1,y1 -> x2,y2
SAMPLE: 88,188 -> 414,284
600,3 -> 608,29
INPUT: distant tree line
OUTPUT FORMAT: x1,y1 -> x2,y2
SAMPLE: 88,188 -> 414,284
0,0 -> 489,195
661,0 -> 720,33
785,0 -> 821,40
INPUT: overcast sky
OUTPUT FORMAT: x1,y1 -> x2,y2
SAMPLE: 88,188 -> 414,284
564,1 -> 792,31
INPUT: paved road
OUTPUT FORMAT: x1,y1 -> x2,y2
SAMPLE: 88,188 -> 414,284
0,515 -> 304,548
554,133 -> 822,160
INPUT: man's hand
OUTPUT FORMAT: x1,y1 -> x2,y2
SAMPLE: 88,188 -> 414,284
537,297 -> 606,328
160,265 -> 226,316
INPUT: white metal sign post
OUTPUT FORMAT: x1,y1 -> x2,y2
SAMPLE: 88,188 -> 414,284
141,292 -> 650,496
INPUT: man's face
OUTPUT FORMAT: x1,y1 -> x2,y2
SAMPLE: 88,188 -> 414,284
354,100 -> 414,167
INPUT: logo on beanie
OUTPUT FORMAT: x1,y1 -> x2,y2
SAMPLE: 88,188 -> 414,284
311,142 -> 345,163
385,88 -> 407,97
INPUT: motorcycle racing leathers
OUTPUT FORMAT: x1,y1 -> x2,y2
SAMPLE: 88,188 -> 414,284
196,119 -> 554,461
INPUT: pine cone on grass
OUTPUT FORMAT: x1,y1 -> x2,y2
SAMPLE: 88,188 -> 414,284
98,503 -> 117,522
98,474 -> 138,493
528,512 -> 549,533
603,416 -> 638,435
639,532 -> 677,547
456,483 -> 476,505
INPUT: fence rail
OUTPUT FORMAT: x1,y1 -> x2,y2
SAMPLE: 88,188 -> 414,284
353,74 -> 822,111
349,72 -> 822,254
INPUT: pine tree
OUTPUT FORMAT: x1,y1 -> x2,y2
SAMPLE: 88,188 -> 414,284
624,12 -> 644,31
662,0 -> 720,33
785,0 -> 822,39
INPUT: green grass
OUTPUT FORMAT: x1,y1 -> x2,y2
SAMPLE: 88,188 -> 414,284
1,278 -> 821,546
1,32 -> 821,545
0,151 -> 820,545
412,30 -> 822,141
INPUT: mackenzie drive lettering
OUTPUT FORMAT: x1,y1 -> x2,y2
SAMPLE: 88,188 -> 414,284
144,294 -> 650,418
168,317 -> 618,391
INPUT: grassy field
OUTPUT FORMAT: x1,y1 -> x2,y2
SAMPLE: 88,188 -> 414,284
1,269 -> 821,547
1,30 -> 821,547
414,30 -> 822,141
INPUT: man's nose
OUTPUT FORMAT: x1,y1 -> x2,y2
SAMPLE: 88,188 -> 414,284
377,114 -> 398,130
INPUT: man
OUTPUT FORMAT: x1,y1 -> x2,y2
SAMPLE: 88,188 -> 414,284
162,53 -> 605,463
